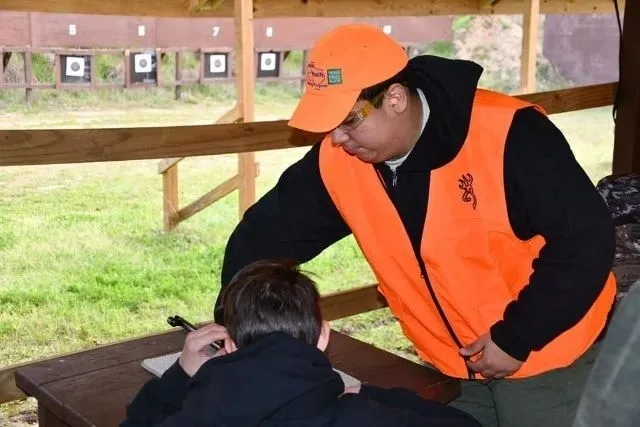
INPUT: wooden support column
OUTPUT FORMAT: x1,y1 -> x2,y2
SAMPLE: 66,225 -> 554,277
0,49 -> 4,86
24,50 -> 33,103
175,51 -> 182,101
2,52 -> 11,71
163,165 -> 179,232
519,0 -> 539,94
235,0 -> 258,218
612,0 -> 640,174
159,105 -> 242,232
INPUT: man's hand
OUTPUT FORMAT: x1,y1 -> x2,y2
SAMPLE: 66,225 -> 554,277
460,332 -> 523,379
178,323 -> 230,377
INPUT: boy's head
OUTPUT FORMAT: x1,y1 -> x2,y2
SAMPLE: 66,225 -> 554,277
219,259 -> 330,352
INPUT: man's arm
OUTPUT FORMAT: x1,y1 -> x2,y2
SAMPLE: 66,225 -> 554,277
491,107 -> 615,362
215,143 -> 351,322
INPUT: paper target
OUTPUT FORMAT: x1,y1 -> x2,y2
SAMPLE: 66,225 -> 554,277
134,53 -> 153,73
129,52 -> 157,84
65,56 -> 85,77
260,52 -> 277,71
209,54 -> 227,73
203,52 -> 229,79
257,51 -> 280,78
60,54 -> 91,84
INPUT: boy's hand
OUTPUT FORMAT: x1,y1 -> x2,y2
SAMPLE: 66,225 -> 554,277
178,323 -> 230,377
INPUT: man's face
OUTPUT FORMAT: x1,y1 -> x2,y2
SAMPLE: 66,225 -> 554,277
329,85 -> 408,164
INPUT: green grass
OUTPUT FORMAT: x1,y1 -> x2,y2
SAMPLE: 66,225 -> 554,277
0,90 -> 616,424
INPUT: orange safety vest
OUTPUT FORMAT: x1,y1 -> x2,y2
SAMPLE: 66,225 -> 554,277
318,89 -> 616,379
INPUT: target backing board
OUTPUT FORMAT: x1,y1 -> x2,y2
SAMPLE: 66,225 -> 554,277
203,52 -> 229,79
257,51 -> 280,78
129,51 -> 157,84
60,55 -> 91,84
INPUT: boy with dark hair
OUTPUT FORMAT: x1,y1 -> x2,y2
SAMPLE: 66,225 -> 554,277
121,260 -> 481,427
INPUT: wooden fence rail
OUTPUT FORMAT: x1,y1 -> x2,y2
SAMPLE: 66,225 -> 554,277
0,82 -> 617,167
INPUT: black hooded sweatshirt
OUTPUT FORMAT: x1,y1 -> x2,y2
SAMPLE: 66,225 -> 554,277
120,332 -> 481,427
216,55 -> 615,364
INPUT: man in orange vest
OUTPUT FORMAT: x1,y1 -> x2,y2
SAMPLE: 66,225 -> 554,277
216,24 -> 616,427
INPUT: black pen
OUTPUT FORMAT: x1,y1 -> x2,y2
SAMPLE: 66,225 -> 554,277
167,315 -> 222,351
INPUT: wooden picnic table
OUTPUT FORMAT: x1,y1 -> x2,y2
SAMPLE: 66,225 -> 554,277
15,328 -> 459,427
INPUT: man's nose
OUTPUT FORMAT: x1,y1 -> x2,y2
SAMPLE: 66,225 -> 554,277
330,128 -> 350,146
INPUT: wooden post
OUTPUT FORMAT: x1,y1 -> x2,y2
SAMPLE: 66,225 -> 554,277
175,51 -> 182,100
124,49 -> 131,88
155,48 -> 162,88
519,0 -> 539,94
0,49 -> 4,86
612,0 -> 640,174
90,53 -> 98,89
159,104 -> 242,233
25,12 -> 33,102
1,51 -> 10,72
235,0 -> 257,218
163,165 -> 179,232
54,53 -> 61,89
24,50 -> 33,103
300,49 -> 308,93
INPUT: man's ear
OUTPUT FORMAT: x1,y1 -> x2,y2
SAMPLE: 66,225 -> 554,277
316,320 -> 331,352
385,83 -> 409,114
224,338 -> 238,354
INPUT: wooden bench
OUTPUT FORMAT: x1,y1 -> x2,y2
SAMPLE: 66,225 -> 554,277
15,327 -> 459,427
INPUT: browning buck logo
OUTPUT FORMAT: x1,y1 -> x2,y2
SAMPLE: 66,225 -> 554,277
458,173 -> 477,210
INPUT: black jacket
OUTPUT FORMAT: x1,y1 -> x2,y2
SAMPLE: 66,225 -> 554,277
217,55 -> 615,363
120,332 -> 481,427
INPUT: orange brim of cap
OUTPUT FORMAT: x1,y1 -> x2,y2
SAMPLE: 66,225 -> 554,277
288,89 -> 360,134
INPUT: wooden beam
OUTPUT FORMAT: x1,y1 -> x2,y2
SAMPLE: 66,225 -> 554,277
519,82 -> 616,115
235,0 -> 258,218
0,83 -> 616,167
613,0 -> 640,174
0,0 -> 623,18
0,119 -> 315,166
320,284 -> 388,321
519,0 -> 540,94
176,175 -> 239,222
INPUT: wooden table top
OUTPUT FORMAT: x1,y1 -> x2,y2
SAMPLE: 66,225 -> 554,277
16,328 -> 459,427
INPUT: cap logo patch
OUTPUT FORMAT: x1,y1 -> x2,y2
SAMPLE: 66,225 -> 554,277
306,61 -> 327,90
327,68 -> 342,85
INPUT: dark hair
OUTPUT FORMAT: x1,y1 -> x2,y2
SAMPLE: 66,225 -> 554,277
220,259 -> 323,348
359,64 -> 418,108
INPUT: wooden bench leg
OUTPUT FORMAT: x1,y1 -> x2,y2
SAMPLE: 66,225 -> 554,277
38,404 -> 71,427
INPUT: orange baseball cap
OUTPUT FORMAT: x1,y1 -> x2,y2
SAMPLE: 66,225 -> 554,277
288,24 -> 409,133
